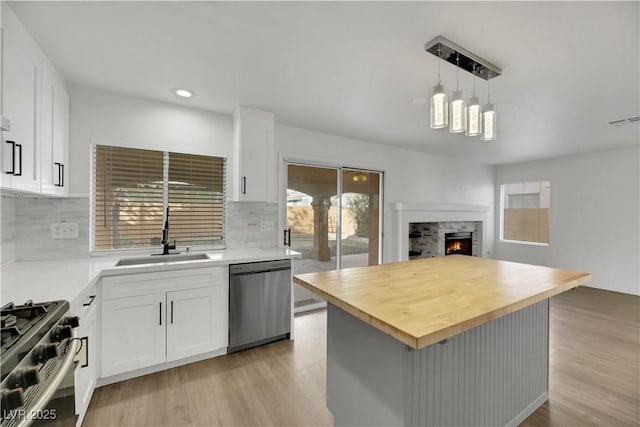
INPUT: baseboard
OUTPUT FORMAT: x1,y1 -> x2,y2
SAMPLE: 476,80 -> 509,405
96,347 -> 227,387
294,301 -> 327,314
505,391 -> 548,427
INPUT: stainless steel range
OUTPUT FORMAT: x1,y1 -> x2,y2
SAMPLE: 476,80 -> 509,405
1,300 -> 79,427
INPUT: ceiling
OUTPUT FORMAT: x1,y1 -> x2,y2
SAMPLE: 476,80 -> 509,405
8,1 -> 640,165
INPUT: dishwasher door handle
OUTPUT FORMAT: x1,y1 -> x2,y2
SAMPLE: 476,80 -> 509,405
230,267 -> 291,277
229,260 -> 291,276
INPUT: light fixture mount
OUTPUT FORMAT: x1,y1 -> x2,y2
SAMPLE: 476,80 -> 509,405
425,36 -> 501,81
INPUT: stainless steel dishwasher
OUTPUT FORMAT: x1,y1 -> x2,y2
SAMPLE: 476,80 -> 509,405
228,259 -> 291,353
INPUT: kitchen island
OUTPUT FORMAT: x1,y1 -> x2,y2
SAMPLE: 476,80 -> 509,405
293,255 -> 591,427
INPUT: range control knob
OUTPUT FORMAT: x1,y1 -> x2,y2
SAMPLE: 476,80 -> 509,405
62,316 -> 80,328
6,368 -> 40,390
50,325 -> 73,342
33,343 -> 59,364
1,388 -> 25,415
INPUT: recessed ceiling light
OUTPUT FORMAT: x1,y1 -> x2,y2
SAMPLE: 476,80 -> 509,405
176,89 -> 192,98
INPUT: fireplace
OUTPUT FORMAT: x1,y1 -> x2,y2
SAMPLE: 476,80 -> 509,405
408,222 -> 480,259
445,232 -> 473,256
393,203 -> 488,261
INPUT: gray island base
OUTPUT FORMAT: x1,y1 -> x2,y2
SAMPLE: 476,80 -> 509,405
326,300 -> 549,426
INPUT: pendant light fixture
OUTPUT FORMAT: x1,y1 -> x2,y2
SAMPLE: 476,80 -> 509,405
466,63 -> 482,137
449,53 -> 466,133
430,46 -> 448,129
424,36 -> 501,140
481,79 -> 497,141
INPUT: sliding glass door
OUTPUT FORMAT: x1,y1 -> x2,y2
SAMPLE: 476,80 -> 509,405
340,169 -> 382,268
285,162 -> 383,311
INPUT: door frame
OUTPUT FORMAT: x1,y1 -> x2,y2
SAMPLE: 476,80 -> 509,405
279,155 -> 385,268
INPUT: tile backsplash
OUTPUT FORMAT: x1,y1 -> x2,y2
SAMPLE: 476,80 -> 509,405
226,201 -> 279,249
1,196 -> 17,264
1,194 -> 280,263
10,196 -> 90,261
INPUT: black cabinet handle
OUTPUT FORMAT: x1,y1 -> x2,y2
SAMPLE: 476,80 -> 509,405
159,302 -> 162,326
170,301 -> 174,324
283,229 -> 287,246
54,162 -> 62,187
283,228 -> 292,246
5,141 -> 15,175
14,143 -> 22,176
61,164 -> 64,187
82,295 -> 96,307
242,176 -> 247,194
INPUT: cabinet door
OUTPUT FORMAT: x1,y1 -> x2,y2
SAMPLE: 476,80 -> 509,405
232,107 -> 275,202
40,64 -> 55,194
75,302 -> 97,424
40,63 -> 68,196
166,285 -> 227,362
101,293 -> 166,377
1,8 -> 40,192
51,77 -> 68,196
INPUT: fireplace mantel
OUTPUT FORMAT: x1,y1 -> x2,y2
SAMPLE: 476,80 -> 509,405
391,202 -> 490,213
391,202 -> 490,262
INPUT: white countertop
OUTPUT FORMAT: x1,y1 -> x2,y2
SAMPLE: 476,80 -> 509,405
0,248 -> 300,307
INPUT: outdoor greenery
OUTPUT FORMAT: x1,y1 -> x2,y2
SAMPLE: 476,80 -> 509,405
346,194 -> 370,237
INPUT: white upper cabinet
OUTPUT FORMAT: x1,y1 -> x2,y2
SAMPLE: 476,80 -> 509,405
1,4 -> 69,196
40,63 -> 69,196
231,106 -> 275,202
1,6 -> 41,193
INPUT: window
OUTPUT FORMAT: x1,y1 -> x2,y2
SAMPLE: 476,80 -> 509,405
499,181 -> 550,245
92,145 -> 225,252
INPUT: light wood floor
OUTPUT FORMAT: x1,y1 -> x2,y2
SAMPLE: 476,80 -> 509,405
84,286 -> 639,426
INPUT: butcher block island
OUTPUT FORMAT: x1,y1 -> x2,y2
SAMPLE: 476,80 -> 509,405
293,255 -> 591,427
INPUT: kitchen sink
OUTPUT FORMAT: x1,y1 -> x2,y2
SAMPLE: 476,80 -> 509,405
115,253 -> 210,266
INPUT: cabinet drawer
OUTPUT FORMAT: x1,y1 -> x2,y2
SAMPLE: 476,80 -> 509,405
71,281 -> 98,315
102,266 -> 227,300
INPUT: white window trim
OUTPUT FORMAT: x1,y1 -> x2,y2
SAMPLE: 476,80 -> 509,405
498,181 -> 550,247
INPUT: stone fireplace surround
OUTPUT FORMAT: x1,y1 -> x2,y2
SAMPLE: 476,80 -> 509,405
391,202 -> 490,262
410,221 -> 481,259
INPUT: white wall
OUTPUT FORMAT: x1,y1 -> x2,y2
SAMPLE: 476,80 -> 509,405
67,85 -> 496,262
494,146 -> 640,296
275,125 -> 496,262
68,85 -> 233,195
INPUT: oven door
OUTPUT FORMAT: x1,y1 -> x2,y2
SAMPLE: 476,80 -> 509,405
31,360 -> 77,427
8,339 -> 81,427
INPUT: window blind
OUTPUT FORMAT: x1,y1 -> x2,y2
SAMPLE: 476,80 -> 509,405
168,152 -> 225,247
92,145 -> 226,252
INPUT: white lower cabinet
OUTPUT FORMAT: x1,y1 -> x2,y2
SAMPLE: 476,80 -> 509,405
100,267 -> 228,379
166,286 -> 227,362
75,302 -> 97,426
101,293 -> 166,377
72,288 -> 98,427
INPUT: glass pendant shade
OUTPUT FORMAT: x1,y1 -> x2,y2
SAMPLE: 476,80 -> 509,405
481,103 -> 497,141
430,83 -> 448,129
466,96 -> 482,136
449,90 -> 466,133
